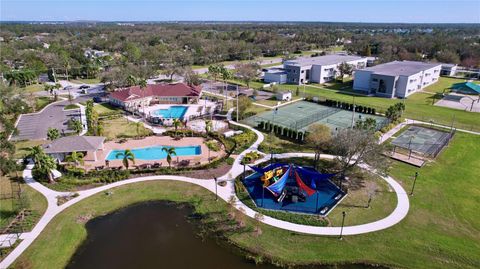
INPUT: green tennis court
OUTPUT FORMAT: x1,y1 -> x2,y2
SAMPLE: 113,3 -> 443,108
244,101 -> 388,132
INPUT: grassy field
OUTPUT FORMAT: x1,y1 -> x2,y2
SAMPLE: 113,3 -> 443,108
11,133 -> 480,269
100,117 -> 152,140
93,103 -> 123,116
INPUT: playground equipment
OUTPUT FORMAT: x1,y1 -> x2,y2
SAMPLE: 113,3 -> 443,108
251,163 -> 337,204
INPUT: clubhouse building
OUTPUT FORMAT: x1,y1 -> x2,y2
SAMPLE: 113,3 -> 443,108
108,83 -> 202,109
353,61 -> 441,98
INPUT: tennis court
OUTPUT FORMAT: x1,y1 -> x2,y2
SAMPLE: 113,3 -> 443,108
391,125 -> 454,157
244,101 -> 388,132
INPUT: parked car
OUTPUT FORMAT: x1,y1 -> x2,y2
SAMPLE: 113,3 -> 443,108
63,85 -> 74,91
79,85 -> 90,89
93,96 -> 104,103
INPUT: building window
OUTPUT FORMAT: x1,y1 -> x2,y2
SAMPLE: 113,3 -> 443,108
372,78 -> 378,82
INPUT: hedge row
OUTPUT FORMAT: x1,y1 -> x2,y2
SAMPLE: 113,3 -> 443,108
307,98 -> 377,115
257,121 -> 305,141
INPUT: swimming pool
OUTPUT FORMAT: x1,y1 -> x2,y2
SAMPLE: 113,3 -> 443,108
152,106 -> 188,119
106,145 -> 201,161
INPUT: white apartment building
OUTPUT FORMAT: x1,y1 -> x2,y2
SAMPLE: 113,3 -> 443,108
283,54 -> 367,85
353,61 -> 442,98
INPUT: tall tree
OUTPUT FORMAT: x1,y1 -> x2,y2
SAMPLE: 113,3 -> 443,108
234,62 -> 260,89
305,124 -> 331,169
330,128 -> 389,190
337,62 -> 354,82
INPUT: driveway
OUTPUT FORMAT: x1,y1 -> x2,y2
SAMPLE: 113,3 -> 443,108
11,94 -> 99,141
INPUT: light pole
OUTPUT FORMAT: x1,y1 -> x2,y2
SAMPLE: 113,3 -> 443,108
214,177 -> 218,201
339,211 -> 346,240
410,171 -> 418,196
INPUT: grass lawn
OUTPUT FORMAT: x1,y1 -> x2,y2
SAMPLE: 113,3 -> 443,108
13,140 -> 47,159
63,104 -> 79,110
0,176 -> 48,231
23,84 -> 44,93
12,132 -> 480,269
35,97 -> 53,111
69,78 -> 101,84
100,117 -> 152,140
93,103 -> 123,116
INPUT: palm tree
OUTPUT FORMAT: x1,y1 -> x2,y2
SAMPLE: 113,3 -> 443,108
68,119 -> 83,134
26,146 -> 57,183
205,119 -> 213,135
162,147 -> 176,168
172,119 -> 182,136
221,68 -> 233,108
126,75 -> 137,87
65,151 -> 84,167
26,145 -> 45,165
115,149 -> 135,169
47,127 -> 60,141
37,155 -> 57,183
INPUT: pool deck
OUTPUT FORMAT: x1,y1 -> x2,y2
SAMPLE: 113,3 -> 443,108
84,136 -> 224,170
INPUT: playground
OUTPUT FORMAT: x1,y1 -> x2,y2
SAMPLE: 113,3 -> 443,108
242,163 -> 344,216
244,101 -> 388,132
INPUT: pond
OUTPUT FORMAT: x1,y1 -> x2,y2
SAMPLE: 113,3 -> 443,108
67,201 -> 385,269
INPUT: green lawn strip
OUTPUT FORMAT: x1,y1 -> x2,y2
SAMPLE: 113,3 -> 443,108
63,104 -> 79,110
69,78 -> 101,84
35,97 -> 53,111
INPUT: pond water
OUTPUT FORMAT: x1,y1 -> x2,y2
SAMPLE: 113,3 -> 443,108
67,201 -> 385,269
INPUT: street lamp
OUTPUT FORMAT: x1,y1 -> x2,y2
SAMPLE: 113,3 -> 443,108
410,171 -> 418,196
214,177 -> 218,201
339,211 -> 346,240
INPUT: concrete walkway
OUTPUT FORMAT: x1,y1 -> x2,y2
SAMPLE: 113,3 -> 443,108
0,111 -> 410,269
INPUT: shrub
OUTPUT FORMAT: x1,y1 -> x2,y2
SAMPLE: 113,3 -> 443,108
226,157 -> 235,165
371,108 -> 376,115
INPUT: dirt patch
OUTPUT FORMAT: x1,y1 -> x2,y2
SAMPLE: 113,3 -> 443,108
182,163 -> 232,179
76,213 -> 93,224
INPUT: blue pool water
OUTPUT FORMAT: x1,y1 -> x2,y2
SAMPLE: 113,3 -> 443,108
242,169 -> 344,216
152,106 -> 188,119
106,145 -> 201,161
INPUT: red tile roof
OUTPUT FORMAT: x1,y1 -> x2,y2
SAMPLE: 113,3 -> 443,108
109,83 -> 202,102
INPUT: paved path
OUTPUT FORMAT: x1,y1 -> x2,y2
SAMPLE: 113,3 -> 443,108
252,97 -> 305,109
0,111 -> 410,269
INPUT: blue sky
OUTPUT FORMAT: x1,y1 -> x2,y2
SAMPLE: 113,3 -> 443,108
1,0 -> 479,23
